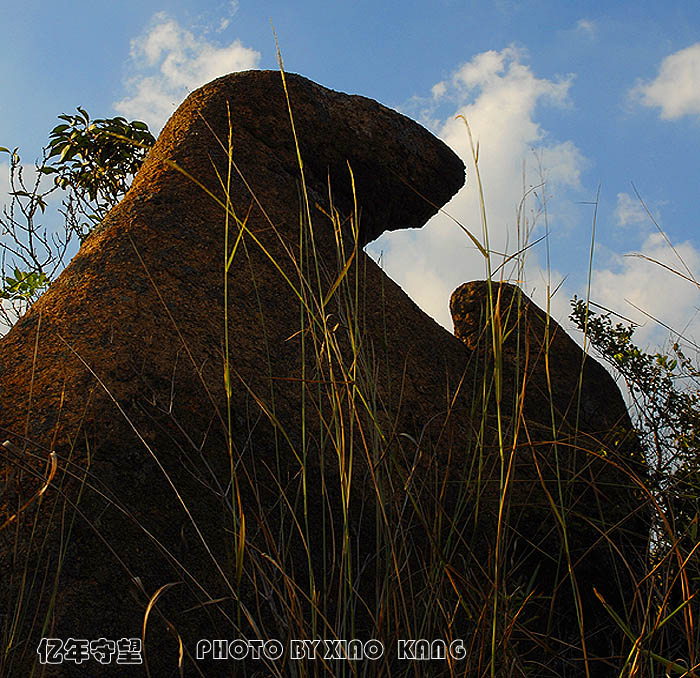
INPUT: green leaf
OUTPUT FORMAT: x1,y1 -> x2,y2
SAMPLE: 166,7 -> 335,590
58,145 -> 76,163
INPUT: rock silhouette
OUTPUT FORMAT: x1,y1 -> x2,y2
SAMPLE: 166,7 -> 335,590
450,280 -> 648,661
0,71 -> 645,677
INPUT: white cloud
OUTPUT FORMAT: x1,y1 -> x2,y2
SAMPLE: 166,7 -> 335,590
537,141 -> 585,189
431,81 -> 447,99
114,12 -> 260,133
217,0 -> 239,32
613,191 -> 666,233
632,43 -> 700,119
615,193 -> 649,226
591,232 -> 700,347
366,46 -> 583,331
614,192 -> 648,227
0,160 -> 12,213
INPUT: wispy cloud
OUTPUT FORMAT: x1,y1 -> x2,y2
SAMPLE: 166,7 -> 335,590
114,12 -> 260,132
216,1 -> 239,32
366,46 -> 582,329
591,232 -> 700,347
614,192 -> 648,228
431,81 -> 447,99
632,43 -> 700,120
575,19 -> 596,37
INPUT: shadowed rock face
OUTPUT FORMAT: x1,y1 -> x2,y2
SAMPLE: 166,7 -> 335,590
451,280 -> 649,653
0,71 -> 644,677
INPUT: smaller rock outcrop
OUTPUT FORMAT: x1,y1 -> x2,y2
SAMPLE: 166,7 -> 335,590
450,280 -> 648,668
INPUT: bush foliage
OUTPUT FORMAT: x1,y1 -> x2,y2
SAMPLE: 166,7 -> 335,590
0,109 -> 154,323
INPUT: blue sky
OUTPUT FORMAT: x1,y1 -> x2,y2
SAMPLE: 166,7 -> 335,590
2,1 -> 700,350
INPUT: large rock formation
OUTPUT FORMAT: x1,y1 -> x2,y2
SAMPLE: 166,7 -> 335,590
0,71 -> 646,677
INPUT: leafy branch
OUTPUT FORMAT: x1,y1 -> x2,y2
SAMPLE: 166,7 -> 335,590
0,109 -> 155,328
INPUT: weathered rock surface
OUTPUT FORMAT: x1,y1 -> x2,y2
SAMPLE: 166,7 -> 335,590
0,71 -> 646,677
